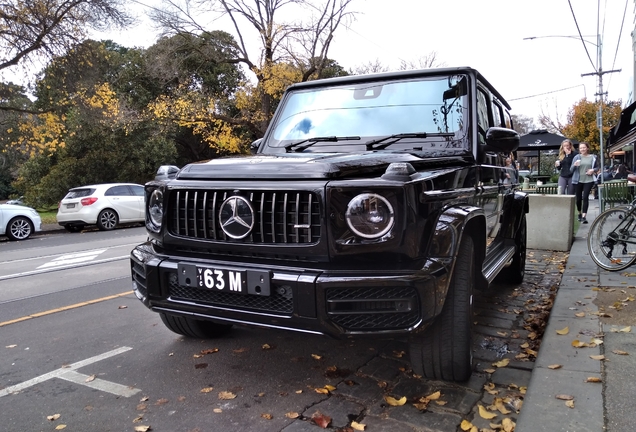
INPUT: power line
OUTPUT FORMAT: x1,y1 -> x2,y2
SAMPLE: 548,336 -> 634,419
508,84 -> 586,102
568,0 -> 597,72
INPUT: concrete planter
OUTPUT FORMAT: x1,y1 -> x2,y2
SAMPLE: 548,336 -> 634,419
527,194 -> 575,251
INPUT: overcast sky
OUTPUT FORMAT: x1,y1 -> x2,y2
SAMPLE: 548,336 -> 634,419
99,0 -> 634,126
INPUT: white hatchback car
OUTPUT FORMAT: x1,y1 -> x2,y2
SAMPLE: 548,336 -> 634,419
0,203 -> 42,240
57,183 -> 145,232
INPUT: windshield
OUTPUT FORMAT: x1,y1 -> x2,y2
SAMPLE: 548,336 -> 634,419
267,74 -> 468,151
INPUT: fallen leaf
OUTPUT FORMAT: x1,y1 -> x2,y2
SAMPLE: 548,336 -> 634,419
324,384 -> 336,392
262,344 -> 272,350
494,398 -> 511,414
502,417 -> 515,432
168,353 -> 174,356
55,426 -> 67,431
133,416 -> 143,423
591,338 -> 604,345
520,342 -> 530,349
492,359 -> 509,368
261,413 -> 273,420
311,354 -> 322,360
460,419 -> 474,431
590,355 -> 606,361
118,305 -> 128,309
586,377 -> 602,383
426,391 -> 441,400
497,331 -> 508,337
484,382 -> 498,395
572,340 -> 589,348
5,344 -> 17,348
201,348 -> 219,355
200,387 -> 214,393
233,348 -> 247,353
47,414 -> 61,421
384,395 -> 407,406
285,412 -> 300,419
177,396 -> 186,401
478,404 -> 497,420
556,326 -> 570,335
315,388 -> 329,394
556,394 -> 574,400
393,350 -> 405,358
295,389 -> 303,393
612,349 -> 629,355
311,411 -> 332,428
620,326 -> 632,333
140,396 -> 149,402
351,421 -> 366,431
575,312 -> 586,317
136,404 -> 147,411
134,426 -> 151,432
85,374 -> 96,382
213,408 -> 222,413
155,398 -> 168,405
566,400 -> 575,408
548,364 -> 562,369
218,391 -> 236,400
484,368 -> 496,374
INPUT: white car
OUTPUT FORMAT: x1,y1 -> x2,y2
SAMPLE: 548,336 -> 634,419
0,203 -> 42,240
57,183 -> 145,232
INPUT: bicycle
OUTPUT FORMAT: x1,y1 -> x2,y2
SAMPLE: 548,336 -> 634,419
588,199 -> 636,271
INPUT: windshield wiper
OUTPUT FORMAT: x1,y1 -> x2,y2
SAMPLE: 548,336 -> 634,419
284,136 -> 360,152
365,132 -> 455,150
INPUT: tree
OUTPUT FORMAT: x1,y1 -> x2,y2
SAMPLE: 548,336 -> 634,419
150,0 -> 357,134
560,98 -> 622,154
0,0 -> 132,97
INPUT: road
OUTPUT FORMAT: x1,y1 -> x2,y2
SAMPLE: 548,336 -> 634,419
0,228 -> 567,432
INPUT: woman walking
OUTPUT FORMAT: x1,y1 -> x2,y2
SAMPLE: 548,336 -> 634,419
570,142 -> 599,224
555,139 -> 577,194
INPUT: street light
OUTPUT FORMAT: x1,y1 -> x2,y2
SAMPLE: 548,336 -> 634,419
524,34 -> 621,195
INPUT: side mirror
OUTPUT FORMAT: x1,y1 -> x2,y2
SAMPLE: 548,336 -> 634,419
484,127 -> 519,153
250,138 -> 263,155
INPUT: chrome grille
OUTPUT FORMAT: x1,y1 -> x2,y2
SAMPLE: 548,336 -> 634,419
169,189 -> 321,244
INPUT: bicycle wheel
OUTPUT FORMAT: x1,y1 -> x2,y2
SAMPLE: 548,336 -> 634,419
588,207 -> 636,271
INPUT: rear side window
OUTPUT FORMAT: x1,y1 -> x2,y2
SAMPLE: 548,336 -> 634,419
105,185 -> 133,196
65,188 -> 95,199
131,185 -> 144,196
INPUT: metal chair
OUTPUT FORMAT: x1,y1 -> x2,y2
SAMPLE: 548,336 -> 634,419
600,180 -> 631,212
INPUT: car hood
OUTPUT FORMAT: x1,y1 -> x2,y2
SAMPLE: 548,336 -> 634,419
176,151 -> 470,180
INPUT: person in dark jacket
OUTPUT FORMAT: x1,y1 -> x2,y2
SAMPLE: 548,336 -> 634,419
555,139 -> 577,194
613,163 -> 628,180
570,142 -> 599,224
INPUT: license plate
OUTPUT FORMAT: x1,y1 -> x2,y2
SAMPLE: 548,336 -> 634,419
66,203 -> 76,209
196,267 -> 246,294
177,263 -> 271,296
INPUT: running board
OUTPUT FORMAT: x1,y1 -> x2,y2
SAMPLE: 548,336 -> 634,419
482,245 -> 516,283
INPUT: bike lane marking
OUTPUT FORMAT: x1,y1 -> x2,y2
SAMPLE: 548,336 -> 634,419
0,346 -> 140,398
0,291 -> 132,327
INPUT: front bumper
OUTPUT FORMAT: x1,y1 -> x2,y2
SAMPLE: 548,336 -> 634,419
130,242 -> 451,338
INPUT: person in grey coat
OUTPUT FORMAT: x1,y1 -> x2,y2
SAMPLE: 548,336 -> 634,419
570,142 -> 599,224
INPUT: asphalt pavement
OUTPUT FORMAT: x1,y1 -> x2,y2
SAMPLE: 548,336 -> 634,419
517,198 -> 636,432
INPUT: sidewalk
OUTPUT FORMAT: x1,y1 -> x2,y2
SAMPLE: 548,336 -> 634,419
517,199 -> 636,432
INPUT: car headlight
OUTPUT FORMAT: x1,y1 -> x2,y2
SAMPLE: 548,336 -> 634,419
345,193 -> 394,239
148,188 -> 164,232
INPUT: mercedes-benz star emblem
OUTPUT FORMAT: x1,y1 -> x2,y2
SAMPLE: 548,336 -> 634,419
219,196 -> 255,239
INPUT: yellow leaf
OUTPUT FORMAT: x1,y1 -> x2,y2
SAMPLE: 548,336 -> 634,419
612,349 -> 629,355
484,368 -> 496,374
484,382 -> 498,395
426,391 -> 441,400
494,398 -> 511,414
590,338 -> 604,345
556,394 -> 574,400
460,419 -> 474,431
520,342 -> 530,349
55,426 -> 66,431
311,354 -> 322,360
384,395 -> 407,406
324,385 -> 336,392
285,412 -> 300,419
590,355 -> 606,360
548,364 -> 562,369
620,326 -> 632,333
351,421 -> 366,430
315,388 -> 329,394
566,399 -> 575,408
586,377 -> 602,383
572,340 -> 589,348
575,312 -> 586,317
5,344 -> 17,348
492,358 -> 509,368
478,404 -> 498,420
262,344 -> 272,350
218,391 -> 236,400
556,326 -> 569,335
502,417 -> 516,432
134,427 -> 151,432
85,374 -> 96,382
47,414 -> 61,421
213,408 -> 222,413
261,413 -> 273,420
200,387 -> 214,393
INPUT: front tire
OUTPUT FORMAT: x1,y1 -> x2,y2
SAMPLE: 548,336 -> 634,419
6,216 -> 34,241
160,313 -> 233,338
97,209 -> 118,231
410,236 -> 474,381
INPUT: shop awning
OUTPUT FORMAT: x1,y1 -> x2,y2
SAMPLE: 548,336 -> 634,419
608,100 -> 636,152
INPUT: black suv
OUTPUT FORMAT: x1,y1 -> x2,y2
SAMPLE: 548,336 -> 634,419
131,67 -> 528,381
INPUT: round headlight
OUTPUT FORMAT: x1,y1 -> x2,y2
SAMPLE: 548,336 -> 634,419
345,193 -> 394,239
148,189 -> 164,230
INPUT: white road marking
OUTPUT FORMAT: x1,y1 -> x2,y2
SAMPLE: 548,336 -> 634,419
0,346 -> 140,398
37,249 -> 107,269
0,255 -> 130,282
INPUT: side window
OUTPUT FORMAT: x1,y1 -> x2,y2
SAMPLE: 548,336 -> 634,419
492,101 -> 503,128
503,110 -> 513,129
105,186 -> 132,196
131,185 -> 144,197
476,89 -> 490,144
